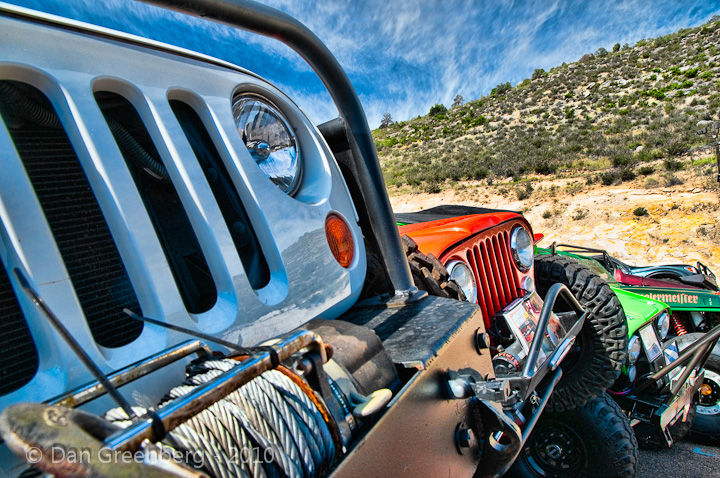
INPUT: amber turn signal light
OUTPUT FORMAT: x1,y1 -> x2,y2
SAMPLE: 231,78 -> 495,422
326,213 -> 354,268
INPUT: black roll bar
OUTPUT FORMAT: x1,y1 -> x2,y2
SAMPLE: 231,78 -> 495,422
138,0 -> 416,295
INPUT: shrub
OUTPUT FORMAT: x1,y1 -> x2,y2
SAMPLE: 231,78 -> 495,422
664,140 -> 686,157
600,171 -> 619,185
663,173 -> 684,186
620,168 -> 637,181
515,182 -> 534,200
638,165 -> 655,176
572,208 -> 588,220
644,177 -> 659,188
542,210 -> 552,219
422,180 -> 442,194
492,82 -> 512,96
633,207 -> 648,216
664,158 -> 685,171
429,103 -> 447,117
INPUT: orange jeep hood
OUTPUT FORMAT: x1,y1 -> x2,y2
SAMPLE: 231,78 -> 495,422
398,212 -> 528,259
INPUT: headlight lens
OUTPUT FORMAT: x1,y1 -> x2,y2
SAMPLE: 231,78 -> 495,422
628,335 -> 642,364
233,95 -> 301,195
447,261 -> 477,304
626,365 -> 637,382
656,311 -> 670,340
510,227 -> 534,270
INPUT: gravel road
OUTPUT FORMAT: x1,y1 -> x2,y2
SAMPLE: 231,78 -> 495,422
638,437 -> 720,477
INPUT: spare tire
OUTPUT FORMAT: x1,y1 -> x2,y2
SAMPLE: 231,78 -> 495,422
401,235 -> 466,301
534,254 -> 628,412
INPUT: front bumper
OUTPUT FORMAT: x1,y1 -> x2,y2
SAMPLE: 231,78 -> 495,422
625,324 -> 720,447
446,283 -> 588,477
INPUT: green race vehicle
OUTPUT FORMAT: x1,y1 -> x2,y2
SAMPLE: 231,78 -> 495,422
538,244 -> 720,445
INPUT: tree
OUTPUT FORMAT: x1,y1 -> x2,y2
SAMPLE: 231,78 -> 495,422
532,68 -> 546,80
596,47 -> 608,57
491,82 -> 512,96
452,94 -> 465,108
429,103 -> 447,117
379,112 -> 393,128
613,42 -> 621,52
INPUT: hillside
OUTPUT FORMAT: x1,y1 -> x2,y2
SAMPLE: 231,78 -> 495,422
391,167 -> 720,277
375,17 -> 720,194
378,17 -> 720,273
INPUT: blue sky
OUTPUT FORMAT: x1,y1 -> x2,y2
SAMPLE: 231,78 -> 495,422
6,1 -> 720,127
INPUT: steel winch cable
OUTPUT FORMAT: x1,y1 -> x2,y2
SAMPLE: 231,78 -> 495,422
106,358 -> 336,478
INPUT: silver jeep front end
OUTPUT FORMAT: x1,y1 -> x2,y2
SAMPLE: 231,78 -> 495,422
0,2 -> 587,477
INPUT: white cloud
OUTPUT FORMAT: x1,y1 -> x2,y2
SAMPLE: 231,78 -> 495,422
9,0 -> 719,128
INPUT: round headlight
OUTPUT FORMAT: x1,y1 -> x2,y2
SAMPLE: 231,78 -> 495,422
232,95 -> 301,195
510,227 -> 534,271
626,364 -> 637,383
656,312 -> 670,340
447,261 -> 477,304
628,335 -> 642,364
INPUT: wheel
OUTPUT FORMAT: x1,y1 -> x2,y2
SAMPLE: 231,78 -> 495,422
675,333 -> 720,441
401,235 -> 466,301
507,393 -> 638,477
534,255 -> 628,412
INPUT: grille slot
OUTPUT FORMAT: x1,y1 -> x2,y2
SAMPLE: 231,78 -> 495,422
169,100 -> 270,290
0,81 -> 143,348
460,227 -> 522,327
95,92 -> 217,314
0,263 -> 39,395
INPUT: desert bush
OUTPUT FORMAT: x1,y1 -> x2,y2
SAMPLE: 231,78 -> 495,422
572,208 -> 588,220
515,182 -> 534,200
664,158 -> 685,171
663,173 -> 684,186
644,177 -> 659,188
638,165 -> 655,175
633,207 -> 648,216
619,168 -> 637,181
600,171 -> 619,185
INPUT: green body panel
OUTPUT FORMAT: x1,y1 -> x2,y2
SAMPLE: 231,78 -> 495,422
536,246 -> 720,313
615,285 -> 720,312
536,246 -> 668,335
612,287 -> 667,336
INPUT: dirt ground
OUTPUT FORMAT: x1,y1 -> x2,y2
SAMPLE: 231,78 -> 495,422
390,170 -> 720,275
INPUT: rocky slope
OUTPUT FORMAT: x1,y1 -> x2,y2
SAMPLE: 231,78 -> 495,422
375,17 -> 720,194
391,163 -> 720,275
381,16 -> 720,274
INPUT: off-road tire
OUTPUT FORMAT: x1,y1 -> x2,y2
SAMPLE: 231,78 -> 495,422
535,255 -> 628,412
401,235 -> 465,301
507,393 -> 638,477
